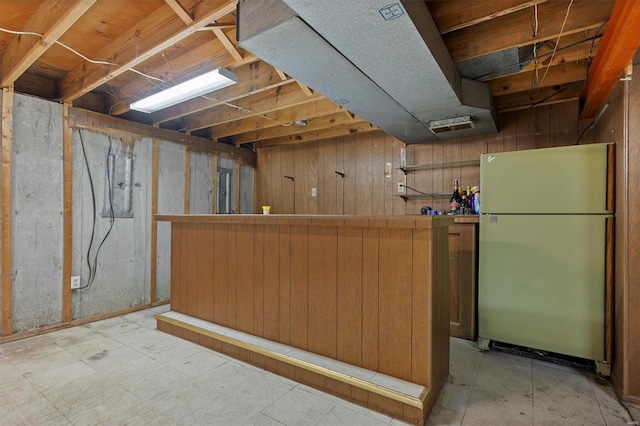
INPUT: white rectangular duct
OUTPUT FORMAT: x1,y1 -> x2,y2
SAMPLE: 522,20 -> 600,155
237,0 -> 497,144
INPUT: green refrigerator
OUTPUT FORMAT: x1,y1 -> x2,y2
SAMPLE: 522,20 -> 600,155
478,143 -> 613,372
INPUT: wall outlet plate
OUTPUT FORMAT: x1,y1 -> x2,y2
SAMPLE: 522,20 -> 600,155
397,182 -> 405,193
311,187 -> 317,197
70,276 -> 81,290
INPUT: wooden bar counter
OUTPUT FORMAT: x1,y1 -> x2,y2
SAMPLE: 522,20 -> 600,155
155,214 -> 453,425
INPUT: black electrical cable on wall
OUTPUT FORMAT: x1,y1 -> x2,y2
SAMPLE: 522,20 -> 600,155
77,130 -> 116,290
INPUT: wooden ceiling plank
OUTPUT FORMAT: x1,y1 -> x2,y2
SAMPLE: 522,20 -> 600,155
150,61 -> 295,123
581,0 -> 640,118
212,27 -> 243,62
254,121 -> 377,149
443,0 -> 615,62
208,98 -> 343,139
494,80 -> 584,111
59,0 -> 237,102
517,30 -> 602,74
165,0 -> 193,25
489,59 -> 588,96
182,84 -> 323,132
428,0 -> 547,35
109,28 -> 257,115
232,110 -> 360,145
0,0 -> 96,87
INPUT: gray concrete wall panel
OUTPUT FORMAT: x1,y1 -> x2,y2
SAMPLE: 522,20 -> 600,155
12,94 -> 64,332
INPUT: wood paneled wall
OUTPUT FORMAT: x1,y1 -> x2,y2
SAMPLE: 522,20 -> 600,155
166,215 -> 451,389
257,101 -> 584,215
406,101 -> 583,213
257,131 -> 406,215
596,60 -> 640,406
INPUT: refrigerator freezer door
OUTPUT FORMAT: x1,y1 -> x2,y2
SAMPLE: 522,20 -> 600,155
478,214 -> 606,361
480,143 -> 609,214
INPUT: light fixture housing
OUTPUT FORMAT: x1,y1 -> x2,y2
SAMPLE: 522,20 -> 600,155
130,68 -> 238,113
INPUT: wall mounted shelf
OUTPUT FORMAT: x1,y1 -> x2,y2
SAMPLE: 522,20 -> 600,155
398,160 -> 480,173
396,192 -> 451,201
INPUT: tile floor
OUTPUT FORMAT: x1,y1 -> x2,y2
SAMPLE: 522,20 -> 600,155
0,305 -> 635,426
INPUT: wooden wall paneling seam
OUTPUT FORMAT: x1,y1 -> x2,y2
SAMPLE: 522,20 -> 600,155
212,223 -> 228,326
263,224 -> 280,340
336,226 -> 363,366
185,223 -> 198,319
197,223 -> 214,323
227,223 -> 238,329
1,86 -> 13,336
378,227 -> 413,381
62,103 -> 73,322
150,133 -> 159,303
279,224 -> 291,344
253,223 -> 265,336
362,226 -> 379,371
236,223 -> 255,333
290,224 -> 309,349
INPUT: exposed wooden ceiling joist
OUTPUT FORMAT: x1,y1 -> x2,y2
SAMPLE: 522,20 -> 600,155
494,80 -> 583,111
428,0 -> 547,34
208,98 -> 343,139
0,0 -> 96,87
232,110 -> 359,145
254,120 -> 376,149
164,0 -> 192,25
489,59 -> 588,96
443,0 -> 614,62
109,29 -> 258,116
150,61 -> 292,123
180,84 -> 323,132
580,0 -> 640,119
59,0 -> 236,102
0,1 -> 620,147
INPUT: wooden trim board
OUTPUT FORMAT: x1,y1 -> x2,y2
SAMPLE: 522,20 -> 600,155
150,135 -> 159,303
1,86 -> 14,336
156,312 -> 427,409
62,103 -> 73,322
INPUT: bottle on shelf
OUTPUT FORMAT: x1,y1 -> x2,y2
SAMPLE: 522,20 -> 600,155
450,179 -> 462,212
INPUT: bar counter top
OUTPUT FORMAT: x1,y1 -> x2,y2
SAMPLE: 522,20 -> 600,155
155,214 -> 454,228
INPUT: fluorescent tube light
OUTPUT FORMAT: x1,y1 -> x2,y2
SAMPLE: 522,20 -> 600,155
130,68 -> 238,113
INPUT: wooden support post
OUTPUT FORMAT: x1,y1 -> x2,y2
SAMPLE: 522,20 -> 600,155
211,155 -> 218,214
184,148 -> 190,214
150,132 -> 159,303
62,103 -> 73,322
1,86 -> 14,336
234,162 -> 240,214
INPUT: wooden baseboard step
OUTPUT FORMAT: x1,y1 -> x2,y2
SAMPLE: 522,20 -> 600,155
156,311 -> 429,425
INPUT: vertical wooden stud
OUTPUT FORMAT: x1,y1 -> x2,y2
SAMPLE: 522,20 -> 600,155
184,148 -> 190,214
62,103 -> 73,323
234,161 -> 240,213
1,86 -> 14,336
150,132 -> 159,303
211,155 -> 217,214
